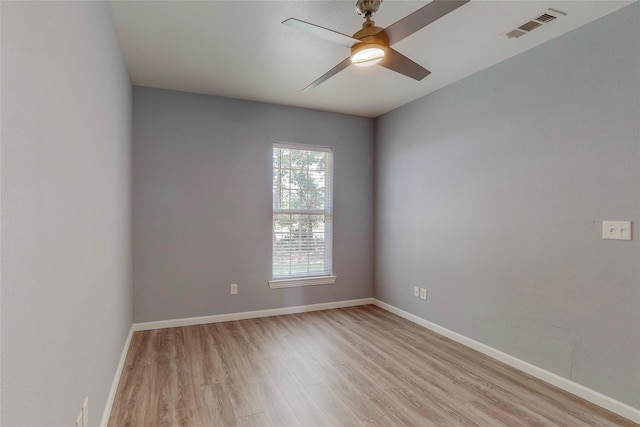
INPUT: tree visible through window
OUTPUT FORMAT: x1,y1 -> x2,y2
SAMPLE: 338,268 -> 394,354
272,143 -> 333,280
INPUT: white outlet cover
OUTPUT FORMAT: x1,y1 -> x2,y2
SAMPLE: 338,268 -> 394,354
602,221 -> 632,240
413,286 -> 420,297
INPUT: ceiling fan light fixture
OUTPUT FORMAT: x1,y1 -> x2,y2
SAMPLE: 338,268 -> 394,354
351,42 -> 386,67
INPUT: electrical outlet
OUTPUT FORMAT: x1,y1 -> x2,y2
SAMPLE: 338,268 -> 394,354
82,397 -> 88,427
413,286 -> 420,297
419,288 -> 427,300
230,283 -> 238,295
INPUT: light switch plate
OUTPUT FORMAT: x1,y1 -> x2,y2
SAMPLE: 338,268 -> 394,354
602,221 -> 632,240
419,288 -> 427,300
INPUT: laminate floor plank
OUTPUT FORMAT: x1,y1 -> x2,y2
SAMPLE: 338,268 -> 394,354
362,414 -> 413,427
306,382 -> 367,427
276,336 -> 327,387
317,363 -> 387,422
261,356 -> 335,426
211,322 -> 264,378
383,386 -> 461,427
331,363 -> 405,417
238,412 -> 271,427
108,305 -> 636,427
351,336 -> 479,405
252,373 -> 302,427
224,375 -> 264,419
236,318 -> 282,360
203,383 -> 237,427
200,326 -> 229,386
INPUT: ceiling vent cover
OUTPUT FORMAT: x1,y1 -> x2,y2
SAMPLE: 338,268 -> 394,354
506,8 -> 565,40
536,13 -> 557,23
506,29 -> 526,39
519,21 -> 542,32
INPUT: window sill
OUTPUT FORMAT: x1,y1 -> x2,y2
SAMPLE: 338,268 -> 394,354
269,276 -> 337,289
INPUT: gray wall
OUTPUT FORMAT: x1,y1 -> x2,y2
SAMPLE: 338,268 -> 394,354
1,2 -> 132,426
375,3 -> 639,409
132,87 -> 374,323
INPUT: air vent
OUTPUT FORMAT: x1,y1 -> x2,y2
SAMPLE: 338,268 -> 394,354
506,29 -> 526,39
536,13 -> 556,23
505,8 -> 564,40
519,21 -> 542,32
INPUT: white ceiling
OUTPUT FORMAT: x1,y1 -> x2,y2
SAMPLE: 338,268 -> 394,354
110,1 -> 633,118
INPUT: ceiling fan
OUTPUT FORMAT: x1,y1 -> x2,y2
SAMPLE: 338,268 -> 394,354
283,0 -> 469,91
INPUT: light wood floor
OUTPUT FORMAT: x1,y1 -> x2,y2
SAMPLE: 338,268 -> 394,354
108,305 -> 636,426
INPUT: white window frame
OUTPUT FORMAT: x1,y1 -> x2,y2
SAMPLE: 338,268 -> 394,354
269,142 -> 336,289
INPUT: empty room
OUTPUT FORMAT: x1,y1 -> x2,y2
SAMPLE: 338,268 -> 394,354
1,0 -> 638,426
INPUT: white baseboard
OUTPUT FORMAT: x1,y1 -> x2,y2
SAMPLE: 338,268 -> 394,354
99,326 -> 134,427
132,298 -> 375,331
372,299 -> 640,424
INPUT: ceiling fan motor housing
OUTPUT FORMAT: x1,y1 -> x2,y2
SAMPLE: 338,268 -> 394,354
350,25 -> 388,66
352,23 -> 388,49
356,0 -> 382,17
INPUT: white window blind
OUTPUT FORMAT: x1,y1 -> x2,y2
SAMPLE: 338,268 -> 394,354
272,143 -> 333,281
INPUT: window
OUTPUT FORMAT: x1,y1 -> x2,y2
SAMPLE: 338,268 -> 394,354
270,143 -> 336,288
